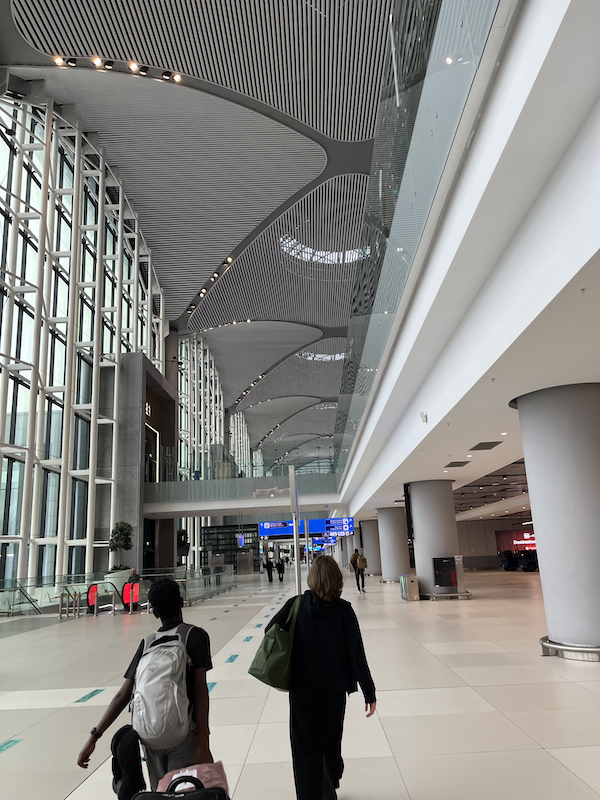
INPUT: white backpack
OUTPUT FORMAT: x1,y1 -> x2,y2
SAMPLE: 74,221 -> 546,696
131,623 -> 192,750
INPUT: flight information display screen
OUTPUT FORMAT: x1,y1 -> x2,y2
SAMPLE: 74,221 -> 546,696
259,517 -> 354,537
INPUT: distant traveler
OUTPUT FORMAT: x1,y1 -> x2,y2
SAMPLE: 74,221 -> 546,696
77,579 -> 213,790
355,553 -> 367,593
265,557 -> 274,583
265,556 -> 376,800
276,558 -> 285,582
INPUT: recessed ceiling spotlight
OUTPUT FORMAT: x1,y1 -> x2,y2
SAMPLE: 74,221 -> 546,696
501,431 -> 508,436
173,73 -> 182,83
66,58 -> 77,67
129,62 -> 139,72
139,65 -> 149,75
105,60 -> 114,69
213,273 -> 218,277
443,470 -> 448,473
54,56 -> 65,65
446,57 -> 453,64
227,256 -> 233,263
92,56 -> 103,67
467,454 -> 472,458
162,71 -> 172,80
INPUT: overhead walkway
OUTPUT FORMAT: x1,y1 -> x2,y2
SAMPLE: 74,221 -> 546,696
144,472 -> 344,518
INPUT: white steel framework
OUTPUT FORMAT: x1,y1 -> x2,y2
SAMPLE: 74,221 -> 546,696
0,97 -> 164,581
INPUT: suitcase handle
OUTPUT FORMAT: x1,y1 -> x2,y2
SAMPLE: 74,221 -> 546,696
166,776 -> 206,792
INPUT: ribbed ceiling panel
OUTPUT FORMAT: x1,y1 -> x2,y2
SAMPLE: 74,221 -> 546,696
202,321 -> 321,408
13,0 -> 393,140
12,67 -> 326,318
244,396 -> 320,449
191,174 -> 369,330
238,338 -> 346,413
263,402 -> 338,445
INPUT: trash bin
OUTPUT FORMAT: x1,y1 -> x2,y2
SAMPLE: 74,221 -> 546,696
400,574 -> 419,601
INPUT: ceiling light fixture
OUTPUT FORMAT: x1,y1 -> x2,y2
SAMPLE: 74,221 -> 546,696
227,256 -> 233,263
173,73 -> 182,83
501,431 -> 508,436
92,56 -> 103,67
446,57 -> 453,64
139,66 -> 149,75
66,58 -> 77,67
54,56 -> 64,65
129,62 -> 139,72
162,71 -> 172,80
104,60 -> 114,69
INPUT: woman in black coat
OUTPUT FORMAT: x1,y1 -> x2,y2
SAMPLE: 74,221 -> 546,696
265,556 -> 376,800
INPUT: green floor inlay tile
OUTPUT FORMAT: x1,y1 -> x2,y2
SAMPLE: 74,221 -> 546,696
0,739 -> 21,754
75,689 -> 104,703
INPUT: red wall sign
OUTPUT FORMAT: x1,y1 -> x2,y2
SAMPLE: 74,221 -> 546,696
495,530 -> 536,552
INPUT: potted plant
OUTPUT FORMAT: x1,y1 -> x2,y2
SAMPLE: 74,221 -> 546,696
106,521 -> 134,593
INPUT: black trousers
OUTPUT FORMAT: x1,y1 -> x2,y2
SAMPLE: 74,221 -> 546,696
289,682 -> 346,800
355,567 -> 365,590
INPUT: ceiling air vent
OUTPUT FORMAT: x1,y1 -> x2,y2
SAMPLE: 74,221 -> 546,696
470,441 -> 503,451
444,461 -> 470,468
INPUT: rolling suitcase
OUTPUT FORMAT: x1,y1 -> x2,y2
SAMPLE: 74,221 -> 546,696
133,776 -> 228,799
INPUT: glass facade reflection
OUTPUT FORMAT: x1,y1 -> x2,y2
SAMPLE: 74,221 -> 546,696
335,0 -> 501,476
0,97 -> 164,581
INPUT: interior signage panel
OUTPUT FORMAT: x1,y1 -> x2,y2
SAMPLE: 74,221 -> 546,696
259,518 -> 353,537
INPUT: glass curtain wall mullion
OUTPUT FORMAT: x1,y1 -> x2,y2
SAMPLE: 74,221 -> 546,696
55,120 -> 83,580
18,101 -> 53,580
83,151 -> 106,575
0,105 -> 27,463
108,184 -> 125,569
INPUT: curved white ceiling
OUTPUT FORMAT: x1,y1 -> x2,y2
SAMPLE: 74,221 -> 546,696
202,321 -> 322,408
238,337 -> 346,413
12,66 -> 327,319
244,396 -> 321,448
12,0 -> 393,140
190,175 -> 369,330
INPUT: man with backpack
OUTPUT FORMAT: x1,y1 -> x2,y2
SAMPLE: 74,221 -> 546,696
352,550 -> 367,593
77,578 -> 213,790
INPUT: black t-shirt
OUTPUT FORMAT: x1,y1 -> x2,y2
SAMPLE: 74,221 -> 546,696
125,623 -> 212,712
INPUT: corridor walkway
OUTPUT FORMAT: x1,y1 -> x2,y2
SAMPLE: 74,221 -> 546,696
2,571 -> 600,800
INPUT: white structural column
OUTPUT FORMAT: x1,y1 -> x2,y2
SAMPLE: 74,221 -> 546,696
516,384 -> 600,648
408,481 -> 460,595
376,506 -> 410,582
360,520 -> 381,575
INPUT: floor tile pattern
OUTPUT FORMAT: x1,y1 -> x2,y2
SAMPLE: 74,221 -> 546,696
1,572 -> 600,799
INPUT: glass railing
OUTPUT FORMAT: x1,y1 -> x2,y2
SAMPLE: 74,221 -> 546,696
334,0 -> 502,477
145,471 -> 338,504
0,565 -> 235,616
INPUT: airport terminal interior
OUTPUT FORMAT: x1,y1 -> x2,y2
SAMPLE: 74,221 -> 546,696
1,0 -> 600,798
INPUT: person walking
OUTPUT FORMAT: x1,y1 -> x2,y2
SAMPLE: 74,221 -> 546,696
276,558 -> 285,582
77,579 -> 213,790
350,548 -> 363,593
265,556 -> 376,800
265,557 -> 274,583
355,552 -> 367,593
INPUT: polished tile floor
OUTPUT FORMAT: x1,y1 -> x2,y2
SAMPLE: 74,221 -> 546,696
2,570 -> 600,799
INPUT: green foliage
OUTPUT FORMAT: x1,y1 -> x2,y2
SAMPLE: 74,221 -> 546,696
109,521 -> 133,553
107,564 -> 131,572
177,528 -> 188,549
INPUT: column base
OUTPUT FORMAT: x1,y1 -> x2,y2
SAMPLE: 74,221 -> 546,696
540,635 -> 600,661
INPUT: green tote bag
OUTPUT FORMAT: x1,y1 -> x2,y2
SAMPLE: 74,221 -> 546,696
248,596 -> 301,690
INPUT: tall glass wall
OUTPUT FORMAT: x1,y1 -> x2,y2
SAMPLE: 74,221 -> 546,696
335,0 -> 501,475
177,334 -> 225,481
0,96 -> 164,581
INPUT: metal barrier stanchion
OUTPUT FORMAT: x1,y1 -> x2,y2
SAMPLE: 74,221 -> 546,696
94,594 -> 98,616
111,592 -> 116,615
129,591 -> 133,615
58,593 -> 63,619
75,592 -> 80,618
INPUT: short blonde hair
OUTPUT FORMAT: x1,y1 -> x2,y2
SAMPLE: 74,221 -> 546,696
307,556 -> 343,602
